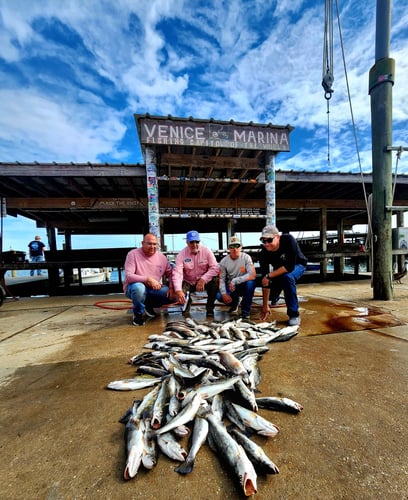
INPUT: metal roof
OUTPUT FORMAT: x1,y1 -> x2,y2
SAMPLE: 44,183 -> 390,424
1,161 -> 407,236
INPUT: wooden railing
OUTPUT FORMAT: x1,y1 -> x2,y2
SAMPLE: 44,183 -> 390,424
1,246 -> 406,297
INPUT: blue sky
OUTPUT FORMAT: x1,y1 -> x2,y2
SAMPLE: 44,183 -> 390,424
1,0 -> 407,253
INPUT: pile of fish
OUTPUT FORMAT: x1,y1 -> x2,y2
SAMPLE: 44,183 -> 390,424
107,317 -> 303,497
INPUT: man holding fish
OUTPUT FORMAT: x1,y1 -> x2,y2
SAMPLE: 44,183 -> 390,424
173,230 -> 219,317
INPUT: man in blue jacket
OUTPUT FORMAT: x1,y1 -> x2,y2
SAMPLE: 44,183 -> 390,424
258,225 -> 307,326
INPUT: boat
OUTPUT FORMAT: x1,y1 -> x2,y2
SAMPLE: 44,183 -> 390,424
73,268 -> 106,284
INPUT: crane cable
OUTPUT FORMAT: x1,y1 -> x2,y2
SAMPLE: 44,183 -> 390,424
322,0 -> 334,99
325,3 -> 407,281
331,0 -> 378,288
323,1 -> 373,242
322,0 -> 334,166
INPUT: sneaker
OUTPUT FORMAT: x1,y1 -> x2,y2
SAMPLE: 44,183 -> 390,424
132,314 -> 145,326
206,309 -> 214,317
288,316 -> 300,326
241,313 -> 250,320
144,306 -> 156,318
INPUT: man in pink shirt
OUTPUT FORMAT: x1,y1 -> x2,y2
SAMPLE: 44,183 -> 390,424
173,230 -> 219,317
123,233 -> 174,326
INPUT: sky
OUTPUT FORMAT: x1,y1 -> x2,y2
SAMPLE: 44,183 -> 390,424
0,0 -> 407,253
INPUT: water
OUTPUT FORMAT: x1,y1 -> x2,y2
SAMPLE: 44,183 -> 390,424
5,268 -> 124,283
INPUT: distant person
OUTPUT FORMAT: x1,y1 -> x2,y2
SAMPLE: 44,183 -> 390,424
173,230 -> 219,317
27,235 -> 46,276
259,225 -> 307,326
123,233 -> 174,326
216,235 -> 256,319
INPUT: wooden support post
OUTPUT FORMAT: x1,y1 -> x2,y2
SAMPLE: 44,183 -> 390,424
265,153 -> 276,226
145,146 -> 161,241
320,208 -> 327,278
396,211 -> 405,272
369,0 -> 394,300
337,219 -> 345,276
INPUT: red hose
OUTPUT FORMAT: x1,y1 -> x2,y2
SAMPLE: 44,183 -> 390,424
94,299 -> 132,310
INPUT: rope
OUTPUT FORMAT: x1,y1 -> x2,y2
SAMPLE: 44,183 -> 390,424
334,0 -> 373,240
334,0 -> 376,287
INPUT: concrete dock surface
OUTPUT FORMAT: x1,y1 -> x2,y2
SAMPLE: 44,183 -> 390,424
0,279 -> 407,499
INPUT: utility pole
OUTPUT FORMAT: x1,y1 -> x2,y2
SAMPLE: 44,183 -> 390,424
368,0 -> 395,300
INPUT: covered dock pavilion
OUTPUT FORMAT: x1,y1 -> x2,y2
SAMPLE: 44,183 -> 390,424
1,115 -> 407,296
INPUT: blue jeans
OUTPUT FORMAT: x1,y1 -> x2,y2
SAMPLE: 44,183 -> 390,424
269,264 -> 306,318
217,279 -> 256,316
30,255 -> 45,276
125,282 -> 171,315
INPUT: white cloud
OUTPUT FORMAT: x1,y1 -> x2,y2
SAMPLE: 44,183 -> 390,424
0,0 -> 406,172
0,88 -> 126,162
0,0 -> 407,250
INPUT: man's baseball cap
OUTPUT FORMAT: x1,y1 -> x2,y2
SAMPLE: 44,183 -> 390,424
186,230 -> 200,242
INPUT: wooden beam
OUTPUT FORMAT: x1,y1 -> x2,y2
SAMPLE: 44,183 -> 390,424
0,163 -> 146,176
159,153 -> 261,169
6,196 -> 407,211
6,198 -> 147,209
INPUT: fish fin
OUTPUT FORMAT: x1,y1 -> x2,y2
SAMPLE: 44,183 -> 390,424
118,409 -> 132,424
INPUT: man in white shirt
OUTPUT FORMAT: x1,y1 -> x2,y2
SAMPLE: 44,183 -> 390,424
217,235 -> 256,319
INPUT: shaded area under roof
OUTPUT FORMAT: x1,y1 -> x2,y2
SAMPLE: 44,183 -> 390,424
1,161 -> 407,236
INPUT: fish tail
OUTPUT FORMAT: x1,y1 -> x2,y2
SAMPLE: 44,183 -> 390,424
174,457 -> 195,475
268,463 -> 280,475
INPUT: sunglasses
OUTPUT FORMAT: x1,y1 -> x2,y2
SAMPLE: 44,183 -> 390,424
188,240 -> 200,244
229,244 -> 241,249
260,237 -> 275,244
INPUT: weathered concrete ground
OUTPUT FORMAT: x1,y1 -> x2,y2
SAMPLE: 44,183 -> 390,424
0,280 -> 407,499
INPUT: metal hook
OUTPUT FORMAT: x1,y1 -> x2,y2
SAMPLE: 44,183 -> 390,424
322,72 -> 334,100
